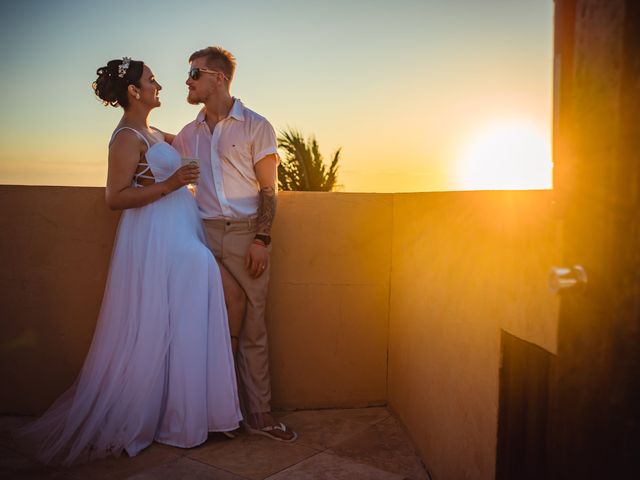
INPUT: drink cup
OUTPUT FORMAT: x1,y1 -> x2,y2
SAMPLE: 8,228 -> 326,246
181,157 -> 199,195
181,157 -> 199,167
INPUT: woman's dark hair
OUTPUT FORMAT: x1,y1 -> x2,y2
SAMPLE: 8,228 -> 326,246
92,59 -> 144,109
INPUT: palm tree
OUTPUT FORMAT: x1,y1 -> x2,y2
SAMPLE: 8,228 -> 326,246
277,128 -> 340,191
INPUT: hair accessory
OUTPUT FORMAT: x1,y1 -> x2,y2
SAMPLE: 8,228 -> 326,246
118,57 -> 131,78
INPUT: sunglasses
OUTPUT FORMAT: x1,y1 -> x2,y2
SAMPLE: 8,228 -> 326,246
188,67 -> 229,81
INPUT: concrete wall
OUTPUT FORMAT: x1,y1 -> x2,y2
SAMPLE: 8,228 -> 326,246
0,186 -> 391,415
387,190 -> 560,480
1,186 -> 120,415
0,186 -> 559,479
267,192 -> 392,409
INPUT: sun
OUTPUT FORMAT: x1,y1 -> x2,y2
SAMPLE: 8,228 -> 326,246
456,120 -> 552,191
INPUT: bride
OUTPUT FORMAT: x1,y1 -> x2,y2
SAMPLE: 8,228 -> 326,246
16,58 -> 242,465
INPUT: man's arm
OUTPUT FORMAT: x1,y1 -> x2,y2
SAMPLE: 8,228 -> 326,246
255,154 -> 279,235
244,154 -> 278,278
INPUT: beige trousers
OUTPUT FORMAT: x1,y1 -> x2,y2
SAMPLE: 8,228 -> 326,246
203,217 -> 271,416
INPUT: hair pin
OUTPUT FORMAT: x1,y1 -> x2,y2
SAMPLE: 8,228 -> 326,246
118,57 -> 131,78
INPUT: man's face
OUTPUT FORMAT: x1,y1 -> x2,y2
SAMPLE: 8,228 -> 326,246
186,57 -> 220,105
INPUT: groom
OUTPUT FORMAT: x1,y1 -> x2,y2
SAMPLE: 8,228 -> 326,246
173,46 -> 296,442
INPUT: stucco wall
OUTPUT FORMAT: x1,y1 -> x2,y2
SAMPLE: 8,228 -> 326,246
1,186 -> 559,479
387,190 -> 560,480
267,192 -> 392,409
1,186 -> 120,415
0,186 -> 391,415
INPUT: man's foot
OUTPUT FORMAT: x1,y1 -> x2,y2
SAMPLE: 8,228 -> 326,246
244,412 -> 297,442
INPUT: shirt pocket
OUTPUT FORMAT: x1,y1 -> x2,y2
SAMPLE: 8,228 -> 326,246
219,140 -> 252,164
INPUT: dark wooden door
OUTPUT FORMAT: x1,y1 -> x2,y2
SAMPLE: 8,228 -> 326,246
547,0 -> 640,478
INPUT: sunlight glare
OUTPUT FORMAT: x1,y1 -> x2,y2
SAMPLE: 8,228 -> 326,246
457,120 -> 552,190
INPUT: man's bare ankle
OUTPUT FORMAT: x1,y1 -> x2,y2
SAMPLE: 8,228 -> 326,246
249,411 -> 276,429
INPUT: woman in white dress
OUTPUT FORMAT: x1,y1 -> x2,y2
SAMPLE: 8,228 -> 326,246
16,58 -> 242,465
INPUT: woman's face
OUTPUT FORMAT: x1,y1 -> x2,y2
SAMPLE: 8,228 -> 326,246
136,65 -> 162,108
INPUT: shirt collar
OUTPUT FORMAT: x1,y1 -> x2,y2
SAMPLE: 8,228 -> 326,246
229,97 -> 245,121
196,97 -> 245,124
196,108 -> 206,124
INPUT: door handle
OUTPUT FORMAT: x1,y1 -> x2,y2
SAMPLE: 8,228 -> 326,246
548,265 -> 588,293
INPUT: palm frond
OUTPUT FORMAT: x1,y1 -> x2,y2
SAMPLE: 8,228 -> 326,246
277,128 -> 341,192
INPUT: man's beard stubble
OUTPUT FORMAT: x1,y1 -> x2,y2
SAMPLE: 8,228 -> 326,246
187,90 -> 210,105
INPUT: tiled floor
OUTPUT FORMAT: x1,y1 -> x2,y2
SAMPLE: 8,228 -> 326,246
0,408 -> 429,480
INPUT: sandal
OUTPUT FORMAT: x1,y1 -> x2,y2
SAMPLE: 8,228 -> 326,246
244,421 -> 298,442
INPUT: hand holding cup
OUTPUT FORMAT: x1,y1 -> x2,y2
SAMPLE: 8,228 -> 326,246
180,157 -> 199,196
166,158 -> 199,192
180,157 -> 200,185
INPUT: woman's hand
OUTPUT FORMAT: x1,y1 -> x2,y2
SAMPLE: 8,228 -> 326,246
164,163 -> 200,191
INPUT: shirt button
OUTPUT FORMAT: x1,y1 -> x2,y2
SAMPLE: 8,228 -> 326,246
226,221 -> 231,226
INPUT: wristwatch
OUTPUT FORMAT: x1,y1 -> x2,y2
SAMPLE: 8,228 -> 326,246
254,234 -> 271,246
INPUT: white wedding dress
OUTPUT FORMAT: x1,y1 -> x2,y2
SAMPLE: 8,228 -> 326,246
17,128 -> 242,465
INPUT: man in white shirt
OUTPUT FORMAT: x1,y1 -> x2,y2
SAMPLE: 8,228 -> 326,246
173,46 -> 296,442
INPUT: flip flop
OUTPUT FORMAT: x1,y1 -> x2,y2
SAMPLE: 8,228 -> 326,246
244,421 -> 298,442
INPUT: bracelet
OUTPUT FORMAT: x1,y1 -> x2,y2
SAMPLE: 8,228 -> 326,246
252,239 -> 267,247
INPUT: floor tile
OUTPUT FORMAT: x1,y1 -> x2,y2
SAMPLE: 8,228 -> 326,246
330,416 -> 428,480
63,443 -> 181,480
0,409 -> 429,480
0,415 -> 33,450
0,446 -> 73,480
123,457 -> 247,479
264,452 -> 404,480
187,432 -> 318,480
274,408 -> 389,450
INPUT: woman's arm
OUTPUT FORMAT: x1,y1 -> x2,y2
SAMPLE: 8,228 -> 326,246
105,130 -> 198,210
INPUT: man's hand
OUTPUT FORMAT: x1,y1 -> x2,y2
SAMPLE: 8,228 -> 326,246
244,241 -> 269,278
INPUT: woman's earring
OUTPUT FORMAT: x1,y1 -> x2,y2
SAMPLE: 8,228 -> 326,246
135,93 -> 141,100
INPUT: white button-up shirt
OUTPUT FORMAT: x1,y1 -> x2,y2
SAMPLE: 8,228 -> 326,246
173,98 -> 279,219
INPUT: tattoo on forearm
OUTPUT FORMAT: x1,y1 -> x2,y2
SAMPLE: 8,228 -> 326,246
257,186 -> 276,235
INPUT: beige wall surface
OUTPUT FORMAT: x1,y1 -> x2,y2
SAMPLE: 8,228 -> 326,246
268,192 -> 392,409
1,186 -> 120,414
1,186 -> 559,479
387,190 -> 560,480
0,187 -> 392,415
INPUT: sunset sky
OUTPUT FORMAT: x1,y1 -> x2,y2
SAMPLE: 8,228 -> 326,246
0,0 -> 554,192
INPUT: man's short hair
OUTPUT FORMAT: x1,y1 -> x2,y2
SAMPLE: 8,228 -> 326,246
189,46 -> 237,83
